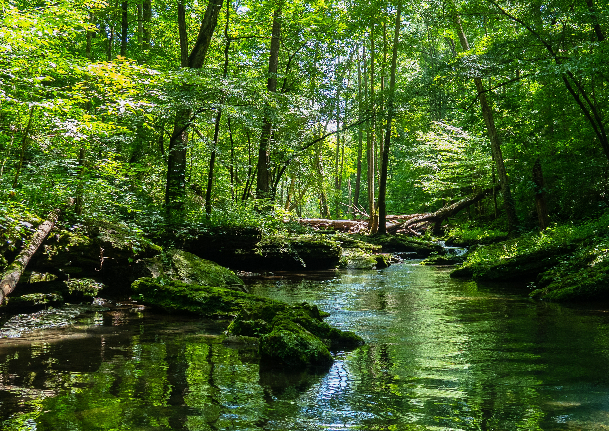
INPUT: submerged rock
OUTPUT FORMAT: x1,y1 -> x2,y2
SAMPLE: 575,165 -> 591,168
131,278 -> 363,368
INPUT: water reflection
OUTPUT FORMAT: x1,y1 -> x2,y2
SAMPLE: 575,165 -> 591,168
3,264 -> 609,429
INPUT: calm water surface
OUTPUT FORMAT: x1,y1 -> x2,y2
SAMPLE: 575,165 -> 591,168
2,263 -> 609,430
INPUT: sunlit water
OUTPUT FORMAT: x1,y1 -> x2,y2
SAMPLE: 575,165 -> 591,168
2,263 -> 609,430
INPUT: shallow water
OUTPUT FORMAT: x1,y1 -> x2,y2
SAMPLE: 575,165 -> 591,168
2,263 -> 609,430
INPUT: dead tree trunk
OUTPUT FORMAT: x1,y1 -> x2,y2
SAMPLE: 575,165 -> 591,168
388,185 -> 501,235
0,209 -> 60,306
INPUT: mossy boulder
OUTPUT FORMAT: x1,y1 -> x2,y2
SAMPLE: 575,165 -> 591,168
185,231 -> 342,271
334,235 -> 390,269
131,278 -> 262,317
30,222 -> 161,290
259,320 -> 333,368
131,278 -> 363,368
135,249 -> 245,292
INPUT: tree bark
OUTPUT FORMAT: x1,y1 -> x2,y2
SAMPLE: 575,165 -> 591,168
165,0 -> 223,219
0,209 -> 60,306
353,48 -> 364,219
142,0 -> 151,51
120,1 -> 128,57
533,158 -> 549,230
378,2 -> 401,235
12,105 -> 35,189
256,5 -> 282,199
367,23 -> 377,233
453,14 -> 519,232
388,185 -> 501,234
177,2 -> 189,67
205,3 -> 231,215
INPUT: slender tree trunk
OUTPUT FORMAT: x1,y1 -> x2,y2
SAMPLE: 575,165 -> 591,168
378,2 -> 401,235
205,3 -> 231,215
256,5 -> 282,199
454,14 -> 518,232
368,24 -> 377,232
353,49 -> 364,219
142,0 -> 151,51
86,12 -> 95,59
137,2 -> 143,45
120,1 -> 128,56
166,0 -> 223,220
12,106 -> 35,189
177,2 -> 189,67
489,0 -> 609,163
533,158 -> 549,230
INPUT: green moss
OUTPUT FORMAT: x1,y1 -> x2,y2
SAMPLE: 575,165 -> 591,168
65,278 -> 105,297
131,277 -> 364,368
132,277 -> 265,317
170,249 -> 244,287
259,321 -> 333,368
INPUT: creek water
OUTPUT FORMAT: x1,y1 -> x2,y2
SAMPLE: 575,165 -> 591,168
2,263 -> 609,430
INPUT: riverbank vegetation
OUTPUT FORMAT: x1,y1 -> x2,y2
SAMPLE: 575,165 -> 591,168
1,0 -> 608,307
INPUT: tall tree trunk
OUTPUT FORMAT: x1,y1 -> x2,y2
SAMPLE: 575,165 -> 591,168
533,158 -> 549,230
137,1 -> 143,45
353,48 -> 364,219
368,24 -> 377,232
177,2 -> 189,67
166,0 -> 223,220
378,2 -> 401,235
205,3 -> 232,215
12,106 -> 35,189
86,12 -> 95,59
454,14 -> 519,232
142,0 -> 151,51
256,5 -> 282,199
120,1 -> 128,56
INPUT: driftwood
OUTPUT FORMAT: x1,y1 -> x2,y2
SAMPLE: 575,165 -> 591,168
0,208 -> 60,306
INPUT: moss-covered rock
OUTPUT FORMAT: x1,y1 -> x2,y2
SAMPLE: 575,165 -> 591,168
185,231 -> 343,271
259,320 -> 333,367
132,278 -> 263,317
135,249 -> 245,291
132,277 -> 363,368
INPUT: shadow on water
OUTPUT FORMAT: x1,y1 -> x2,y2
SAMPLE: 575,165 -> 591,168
3,263 -> 609,429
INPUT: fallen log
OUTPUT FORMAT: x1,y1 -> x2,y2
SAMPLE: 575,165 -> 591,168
298,218 -> 368,233
0,208 -> 60,306
387,185 -> 501,235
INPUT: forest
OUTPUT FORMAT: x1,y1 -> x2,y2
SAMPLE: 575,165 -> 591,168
2,1 -> 609,429
1,0 -> 609,298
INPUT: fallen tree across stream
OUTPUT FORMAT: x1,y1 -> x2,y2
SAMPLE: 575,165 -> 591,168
0,208 -> 60,306
298,185 -> 501,235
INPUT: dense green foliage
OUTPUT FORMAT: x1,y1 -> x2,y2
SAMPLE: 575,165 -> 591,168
0,0 -> 606,234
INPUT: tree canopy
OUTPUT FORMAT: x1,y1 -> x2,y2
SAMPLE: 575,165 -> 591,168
1,0 -> 607,233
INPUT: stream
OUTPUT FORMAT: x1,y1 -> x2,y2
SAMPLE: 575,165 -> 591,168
2,263 -> 609,430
